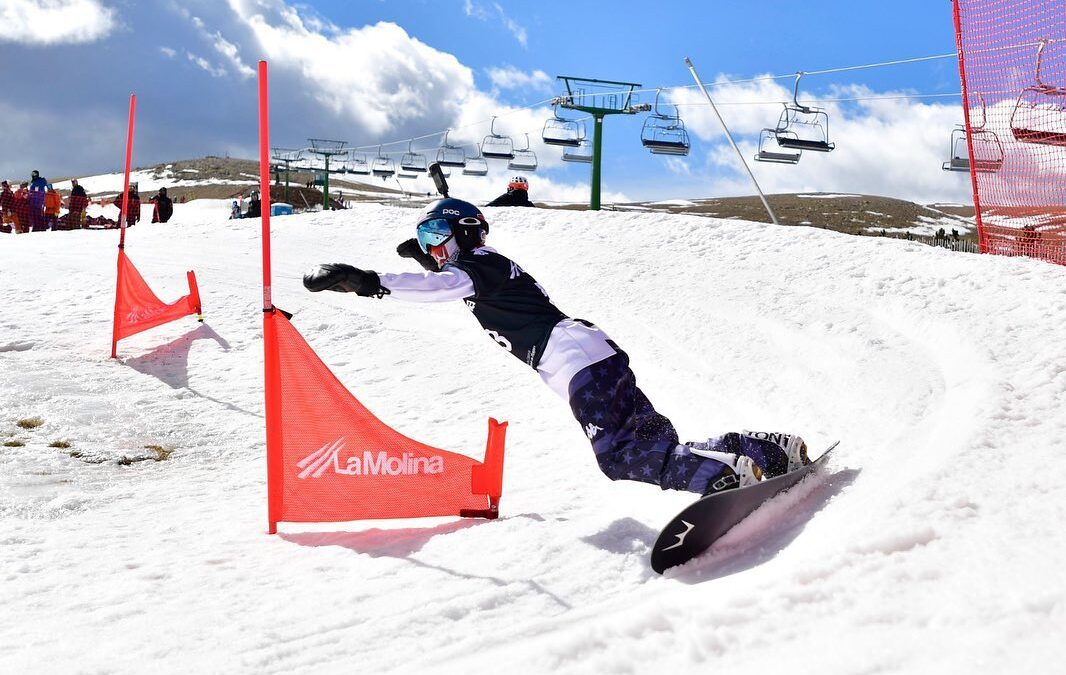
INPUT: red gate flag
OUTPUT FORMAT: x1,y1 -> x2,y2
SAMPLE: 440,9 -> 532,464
264,311 -> 506,532
257,60 -> 505,534
112,250 -> 203,347
110,92 -> 204,357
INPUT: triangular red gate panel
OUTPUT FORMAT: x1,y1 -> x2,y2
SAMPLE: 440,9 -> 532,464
112,250 -> 203,354
264,311 -> 506,532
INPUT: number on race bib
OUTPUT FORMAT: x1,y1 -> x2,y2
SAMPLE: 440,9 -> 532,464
485,330 -> 512,350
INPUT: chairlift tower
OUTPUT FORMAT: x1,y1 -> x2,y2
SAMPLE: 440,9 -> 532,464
308,138 -> 348,210
555,76 -> 648,210
270,148 -> 304,203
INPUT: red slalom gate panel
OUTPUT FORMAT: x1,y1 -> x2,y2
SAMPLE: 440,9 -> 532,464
952,0 -> 1066,264
110,92 -> 204,357
264,311 -> 506,533
112,250 -> 203,354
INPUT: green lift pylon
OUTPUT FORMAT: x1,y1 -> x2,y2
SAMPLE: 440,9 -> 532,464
270,148 -> 304,203
555,76 -> 648,210
308,138 -> 348,210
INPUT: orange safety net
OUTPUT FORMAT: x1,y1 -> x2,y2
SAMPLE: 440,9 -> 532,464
112,249 -> 202,350
264,310 -> 506,532
953,0 -> 1066,264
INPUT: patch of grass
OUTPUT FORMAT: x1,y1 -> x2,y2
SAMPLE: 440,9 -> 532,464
3,439 -> 26,447
68,450 -> 106,465
116,445 -> 175,466
145,444 -> 174,461
49,440 -> 72,449
16,417 -> 44,430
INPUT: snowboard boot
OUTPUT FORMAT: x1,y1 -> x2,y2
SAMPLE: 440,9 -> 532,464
686,446 -> 763,496
742,431 -> 809,476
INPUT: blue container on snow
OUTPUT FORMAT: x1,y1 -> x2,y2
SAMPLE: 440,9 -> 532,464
271,203 -> 294,216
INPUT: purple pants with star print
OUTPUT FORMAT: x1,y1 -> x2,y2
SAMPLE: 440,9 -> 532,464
567,350 -> 782,495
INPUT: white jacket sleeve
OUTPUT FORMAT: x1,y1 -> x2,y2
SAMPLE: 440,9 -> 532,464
378,268 -> 476,303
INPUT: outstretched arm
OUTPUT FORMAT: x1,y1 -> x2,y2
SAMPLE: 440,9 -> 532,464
303,263 -> 389,298
303,263 -> 474,303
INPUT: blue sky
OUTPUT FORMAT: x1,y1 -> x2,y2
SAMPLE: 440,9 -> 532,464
0,0 -> 972,202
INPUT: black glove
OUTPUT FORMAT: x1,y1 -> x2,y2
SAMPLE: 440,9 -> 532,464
396,238 -> 439,272
303,263 -> 390,298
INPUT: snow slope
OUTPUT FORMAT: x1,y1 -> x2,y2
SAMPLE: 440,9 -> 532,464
2,203 -> 1065,673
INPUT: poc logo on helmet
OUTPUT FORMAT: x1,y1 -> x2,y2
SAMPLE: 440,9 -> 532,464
442,208 -> 461,216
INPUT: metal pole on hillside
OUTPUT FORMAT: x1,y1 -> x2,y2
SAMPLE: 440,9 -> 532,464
684,57 -> 780,226
556,76 -> 649,211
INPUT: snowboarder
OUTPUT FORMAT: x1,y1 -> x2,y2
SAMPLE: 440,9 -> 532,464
151,187 -> 174,223
244,190 -> 262,219
303,198 -> 809,496
28,170 -> 48,231
485,176 -> 535,208
43,184 -> 61,231
0,181 -> 15,233
112,184 -> 141,227
66,180 -> 89,229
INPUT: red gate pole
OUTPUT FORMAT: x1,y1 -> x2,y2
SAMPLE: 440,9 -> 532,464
951,0 -> 988,254
259,61 -> 283,534
111,93 -> 137,358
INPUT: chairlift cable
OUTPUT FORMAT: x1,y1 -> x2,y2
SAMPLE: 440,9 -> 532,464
286,39 -> 1064,166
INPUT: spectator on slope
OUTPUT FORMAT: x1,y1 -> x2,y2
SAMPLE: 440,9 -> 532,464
67,179 -> 89,228
150,187 -> 174,223
230,200 -> 242,219
244,190 -> 261,219
303,197 -> 812,498
113,184 -> 141,227
44,184 -> 62,231
14,182 -> 31,234
0,181 -> 15,233
28,170 -> 48,231
485,176 -> 535,208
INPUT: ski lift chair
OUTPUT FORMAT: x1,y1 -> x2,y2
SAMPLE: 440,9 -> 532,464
775,73 -> 836,152
400,141 -> 428,173
942,125 -> 971,172
1010,40 -> 1066,147
563,139 -> 593,163
640,91 -> 691,156
463,145 -> 489,176
482,117 -> 515,160
944,95 -> 1004,173
435,130 -> 467,167
372,146 -> 395,179
349,152 -> 371,175
754,128 -> 802,164
970,129 -> 1005,173
508,133 -> 538,171
542,108 -> 584,147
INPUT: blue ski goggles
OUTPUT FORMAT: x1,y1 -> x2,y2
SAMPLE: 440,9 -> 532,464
416,218 -> 454,253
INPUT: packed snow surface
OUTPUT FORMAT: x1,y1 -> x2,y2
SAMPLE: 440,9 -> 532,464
2,203 -> 1065,673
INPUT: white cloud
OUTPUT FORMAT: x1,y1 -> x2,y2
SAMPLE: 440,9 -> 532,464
664,78 -> 981,203
186,51 -> 227,78
211,32 -> 255,78
159,46 -> 177,59
463,0 -> 528,47
176,8 -> 255,79
0,0 -> 115,45
486,66 -> 552,92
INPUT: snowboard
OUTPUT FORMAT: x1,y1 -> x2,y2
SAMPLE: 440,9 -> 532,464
650,442 -> 838,574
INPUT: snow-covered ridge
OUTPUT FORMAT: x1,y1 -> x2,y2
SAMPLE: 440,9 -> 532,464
1,204 -> 1063,672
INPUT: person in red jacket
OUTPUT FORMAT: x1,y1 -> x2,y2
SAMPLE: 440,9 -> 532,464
66,179 -> 89,229
14,183 -> 31,234
112,184 -> 141,227
0,181 -> 15,234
